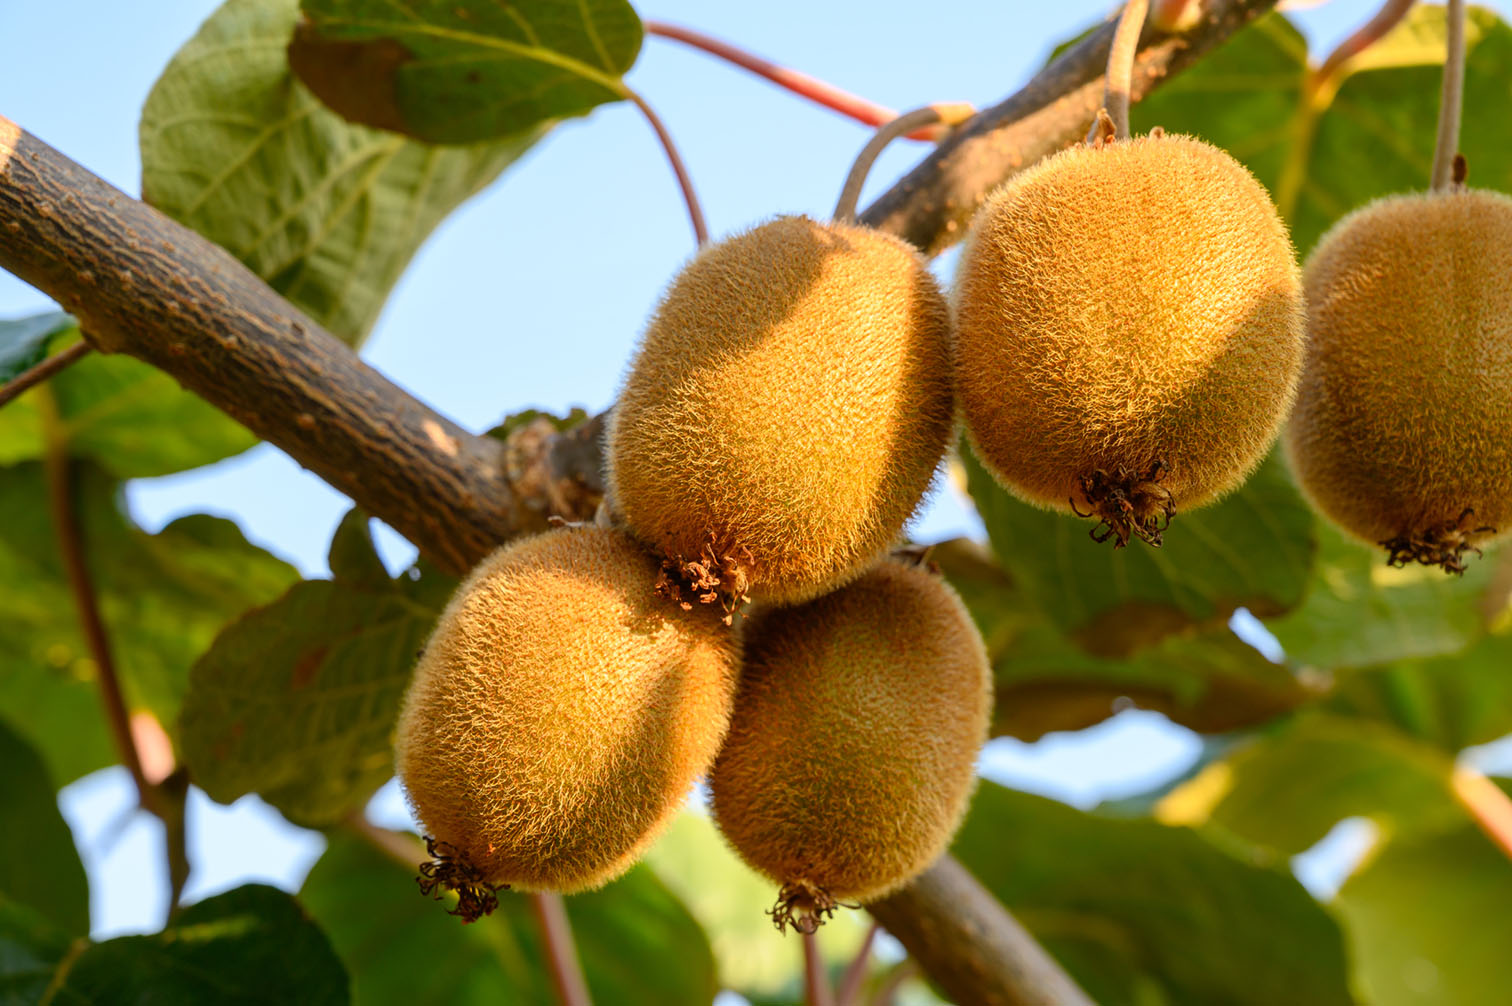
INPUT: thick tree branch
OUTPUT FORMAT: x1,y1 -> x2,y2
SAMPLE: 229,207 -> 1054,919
857,0 -> 1279,253
868,858 -> 1095,1006
0,2 -> 1277,999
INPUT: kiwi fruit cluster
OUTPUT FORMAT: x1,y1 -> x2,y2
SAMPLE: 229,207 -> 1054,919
1286,184 -> 1512,572
395,210 -> 989,927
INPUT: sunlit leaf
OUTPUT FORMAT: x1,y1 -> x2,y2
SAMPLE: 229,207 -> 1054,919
141,0 -> 544,346
180,511 -> 453,826
0,462 -> 299,784
954,783 -> 1352,1006
291,0 -> 641,143
300,830 -> 715,1005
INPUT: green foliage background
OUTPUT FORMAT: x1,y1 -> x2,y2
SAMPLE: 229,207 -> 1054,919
2,2 -> 1510,1003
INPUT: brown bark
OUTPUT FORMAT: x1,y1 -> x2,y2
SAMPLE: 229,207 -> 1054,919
0,2 -> 1279,999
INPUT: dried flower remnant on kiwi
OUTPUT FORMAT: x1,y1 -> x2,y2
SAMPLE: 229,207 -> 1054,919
767,881 -> 854,935
1380,508 -> 1495,576
1070,460 -> 1177,548
653,533 -> 754,623
416,835 -> 504,924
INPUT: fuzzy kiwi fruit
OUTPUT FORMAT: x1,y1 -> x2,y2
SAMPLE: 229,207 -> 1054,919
608,215 -> 955,611
709,558 -> 991,932
1285,188 -> 1512,572
394,525 -> 739,917
953,134 -> 1304,547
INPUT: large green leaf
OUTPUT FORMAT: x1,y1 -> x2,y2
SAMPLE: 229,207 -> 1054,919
300,830 -> 716,1005
1133,6 -> 1512,254
140,0 -> 542,346
1336,825 -> 1512,1006
0,312 -> 72,383
963,446 -> 1316,658
0,319 -> 255,478
0,462 -> 300,784
0,722 -> 89,938
52,884 -> 349,1004
935,538 -> 1315,739
1154,714 -> 1463,856
1266,519 -> 1495,669
953,783 -> 1352,1006
291,0 -> 641,143
1327,631 -> 1512,751
0,900 -> 74,1006
180,511 -> 453,826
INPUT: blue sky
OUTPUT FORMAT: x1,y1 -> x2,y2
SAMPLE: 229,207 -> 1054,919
5,0 -> 1511,949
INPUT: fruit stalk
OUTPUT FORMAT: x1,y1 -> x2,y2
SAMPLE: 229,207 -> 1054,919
803,930 -> 836,1006
833,104 -> 975,222
1089,0 -> 1151,142
530,893 -> 594,1006
1431,0 -> 1467,191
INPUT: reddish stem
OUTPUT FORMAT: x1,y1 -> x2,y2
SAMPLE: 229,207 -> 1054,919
1310,0 -> 1415,96
643,21 -> 947,142
0,339 -> 90,409
804,929 -> 835,1006
836,922 -> 880,1006
530,893 -> 593,1006
624,88 -> 708,246
1453,768 -> 1512,860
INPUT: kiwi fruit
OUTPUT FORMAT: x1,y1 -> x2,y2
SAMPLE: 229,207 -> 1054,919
1285,188 -> 1512,572
709,558 -> 991,932
394,525 -> 739,917
953,134 -> 1305,547
607,215 -> 954,611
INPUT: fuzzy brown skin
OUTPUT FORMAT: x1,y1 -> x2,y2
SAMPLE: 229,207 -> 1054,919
1285,189 -> 1512,562
394,526 -> 739,895
953,134 -> 1304,517
608,215 -> 955,606
709,561 -> 992,925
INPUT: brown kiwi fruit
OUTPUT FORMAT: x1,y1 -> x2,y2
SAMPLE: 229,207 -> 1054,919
394,525 -> 739,918
607,215 -> 955,612
953,134 -> 1304,547
709,558 -> 991,932
1285,188 -> 1512,572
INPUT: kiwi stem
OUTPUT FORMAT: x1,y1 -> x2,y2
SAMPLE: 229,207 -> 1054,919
803,929 -> 836,1006
834,105 -> 975,222
623,88 -> 709,246
0,339 -> 90,410
40,384 -> 190,919
643,21 -> 950,143
835,921 -> 880,1006
1088,0 -> 1150,143
1453,766 -> 1512,861
531,893 -> 594,1006
1308,0 -> 1414,100
1431,0 -> 1467,191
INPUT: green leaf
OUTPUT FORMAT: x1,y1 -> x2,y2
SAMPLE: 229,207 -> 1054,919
1266,519 -> 1494,669
962,445 -> 1316,657
0,319 -> 254,479
0,312 -> 73,383
934,538 -> 1315,739
180,511 -> 453,826
1154,714 -> 1463,856
140,0 -> 543,346
291,0 -> 641,143
0,899 -> 75,1006
953,783 -> 1352,1006
642,813 -> 873,1002
53,884 -> 349,1004
300,831 -> 716,1005
1132,6 -> 1512,255
1336,825 -> 1512,1006
1326,630 -> 1512,751
0,722 -> 89,939
0,462 -> 300,784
